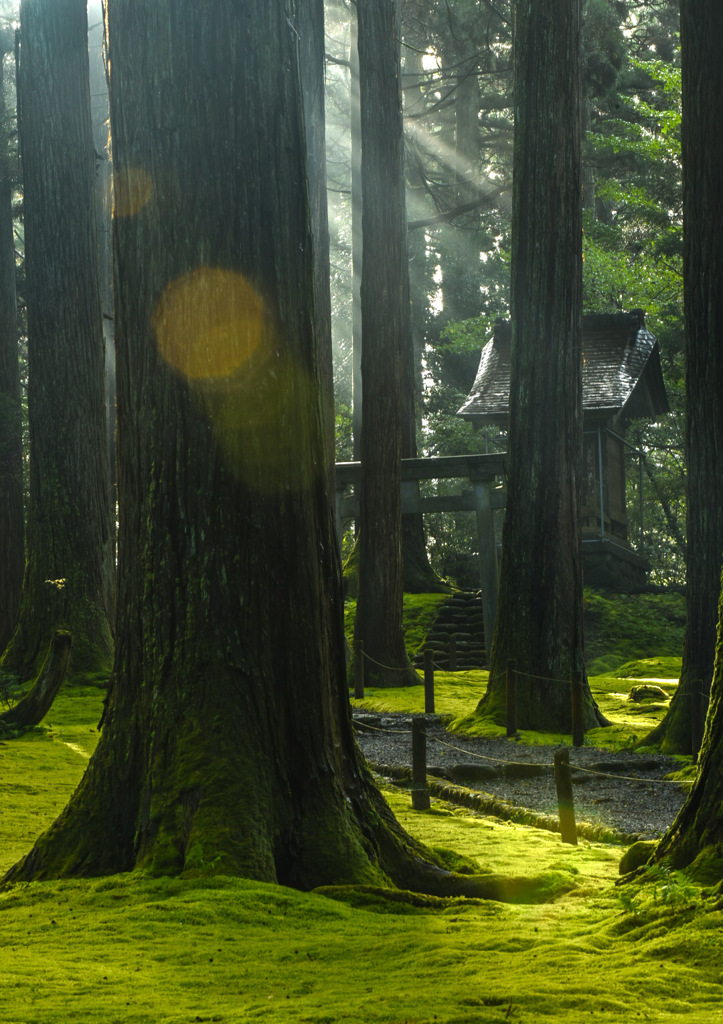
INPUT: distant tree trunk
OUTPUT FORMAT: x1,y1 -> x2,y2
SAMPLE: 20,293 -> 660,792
351,11 -> 363,462
455,65 -> 481,205
0,43 -> 23,655
479,0 -> 605,731
400,330 -> 450,593
2,0 -> 113,682
4,0 -> 490,897
642,0 -> 723,756
353,0 -> 420,687
299,0 -> 334,475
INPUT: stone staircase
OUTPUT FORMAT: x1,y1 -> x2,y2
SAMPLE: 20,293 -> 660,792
412,591 -> 487,671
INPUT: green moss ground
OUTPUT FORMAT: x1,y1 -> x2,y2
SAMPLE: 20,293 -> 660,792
2,678 -> 723,1023
346,589 -> 686,750
0,687 -> 101,870
344,592 -> 449,659
344,588 -> 686,681
351,663 -> 683,751
583,589 -> 685,675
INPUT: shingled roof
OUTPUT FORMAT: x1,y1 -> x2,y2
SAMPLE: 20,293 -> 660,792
457,310 -> 670,425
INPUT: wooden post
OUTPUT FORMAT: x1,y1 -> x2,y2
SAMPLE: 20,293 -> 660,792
354,639 -> 364,699
424,647 -> 435,714
411,716 -> 430,810
553,747 -> 578,845
571,670 -> 584,748
506,659 -> 517,738
448,633 -> 457,672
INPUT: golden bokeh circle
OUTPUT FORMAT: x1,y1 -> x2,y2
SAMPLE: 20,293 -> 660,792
152,267 -> 265,380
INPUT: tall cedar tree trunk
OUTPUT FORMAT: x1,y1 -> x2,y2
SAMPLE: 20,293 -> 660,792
0,44 -> 23,655
651,5 -> 723,870
400,345 -> 449,593
4,0 -> 489,896
642,1 -> 723,756
347,16 -> 440,595
353,0 -> 420,687
299,0 -> 335,475
479,0 -> 605,732
2,0 -> 113,680
400,67 -> 446,594
351,13 -> 363,464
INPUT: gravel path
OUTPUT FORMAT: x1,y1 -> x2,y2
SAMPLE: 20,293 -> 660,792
354,711 -> 687,840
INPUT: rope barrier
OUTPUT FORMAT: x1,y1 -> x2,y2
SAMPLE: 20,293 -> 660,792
567,762 -> 682,785
513,668 -> 573,687
360,649 -> 417,673
428,733 -> 550,770
354,720 -> 409,736
354,718 -> 684,785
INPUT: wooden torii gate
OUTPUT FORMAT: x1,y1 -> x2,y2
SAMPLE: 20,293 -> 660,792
335,453 -> 506,657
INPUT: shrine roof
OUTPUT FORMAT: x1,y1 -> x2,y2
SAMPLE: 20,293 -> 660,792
457,310 -> 670,425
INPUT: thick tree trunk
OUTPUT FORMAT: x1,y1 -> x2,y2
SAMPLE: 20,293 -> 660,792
3,0 -> 486,896
479,0 -> 605,732
2,0 -> 113,680
0,46 -> 22,655
643,0 -> 723,756
655,566 -> 723,873
353,0 -> 420,687
0,631 -> 71,730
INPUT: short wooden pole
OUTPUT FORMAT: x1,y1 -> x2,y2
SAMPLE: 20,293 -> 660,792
411,716 -> 430,811
506,659 -> 517,738
553,747 -> 578,845
354,640 -> 364,699
424,647 -> 435,714
571,670 -> 584,748
448,634 -> 458,672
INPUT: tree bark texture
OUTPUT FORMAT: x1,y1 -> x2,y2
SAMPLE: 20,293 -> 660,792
643,0 -> 723,755
3,0 -> 113,680
4,0 -> 476,893
655,565 -> 723,872
299,0 -> 335,479
0,47 -> 23,655
351,10 -> 364,463
481,0 -> 605,731
353,0 -> 420,687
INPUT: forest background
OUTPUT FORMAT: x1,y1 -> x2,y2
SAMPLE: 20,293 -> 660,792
0,0 -> 686,606
3,1 -> 723,1022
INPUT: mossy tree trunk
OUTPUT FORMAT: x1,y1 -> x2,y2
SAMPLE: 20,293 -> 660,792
0,631 -> 71,730
353,0 -> 420,687
642,0 -> 723,756
479,0 -> 605,732
0,40 -> 22,656
2,0 -> 113,680
655,567 -> 723,874
3,0 -> 482,894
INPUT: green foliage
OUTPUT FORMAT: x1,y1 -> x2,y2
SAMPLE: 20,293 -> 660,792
617,863 -> 701,922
